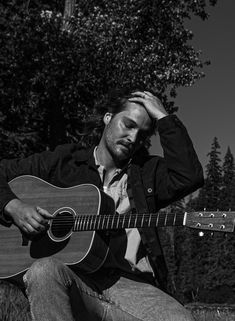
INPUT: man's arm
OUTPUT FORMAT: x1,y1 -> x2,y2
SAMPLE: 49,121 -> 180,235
129,91 -> 204,204
0,150 -> 55,231
156,114 -> 204,206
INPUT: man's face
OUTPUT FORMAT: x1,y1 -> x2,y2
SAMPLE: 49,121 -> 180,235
101,101 -> 153,164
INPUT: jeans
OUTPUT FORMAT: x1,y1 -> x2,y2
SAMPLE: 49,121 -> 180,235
23,257 -> 194,321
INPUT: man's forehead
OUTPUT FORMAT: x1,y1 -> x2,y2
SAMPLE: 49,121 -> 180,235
123,102 -> 151,120
120,103 -> 153,131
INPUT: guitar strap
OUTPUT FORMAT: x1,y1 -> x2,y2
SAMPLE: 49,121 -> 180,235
127,163 -> 168,291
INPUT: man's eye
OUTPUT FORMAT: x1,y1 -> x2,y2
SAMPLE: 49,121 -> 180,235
124,121 -> 133,129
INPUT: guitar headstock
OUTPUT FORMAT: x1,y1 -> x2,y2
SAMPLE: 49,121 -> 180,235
185,210 -> 235,233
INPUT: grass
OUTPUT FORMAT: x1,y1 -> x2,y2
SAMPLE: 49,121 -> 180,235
186,303 -> 235,321
1,281 -> 235,321
0,282 -> 30,321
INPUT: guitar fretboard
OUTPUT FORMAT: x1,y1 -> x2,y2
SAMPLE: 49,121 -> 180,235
72,212 -> 186,231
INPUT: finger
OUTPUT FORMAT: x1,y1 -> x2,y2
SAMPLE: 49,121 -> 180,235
23,222 -> 39,234
128,96 -> 147,104
131,91 -> 147,98
26,217 -> 47,232
143,91 -> 154,97
32,217 -> 49,230
26,209 -> 49,227
36,206 -> 53,219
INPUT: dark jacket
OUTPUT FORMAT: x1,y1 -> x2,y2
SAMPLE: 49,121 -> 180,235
0,115 -> 204,288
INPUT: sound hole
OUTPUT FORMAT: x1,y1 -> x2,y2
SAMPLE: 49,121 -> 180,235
51,211 -> 74,238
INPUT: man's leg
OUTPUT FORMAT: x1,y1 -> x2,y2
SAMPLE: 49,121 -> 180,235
102,276 -> 195,321
23,257 -> 108,321
24,258 -> 194,321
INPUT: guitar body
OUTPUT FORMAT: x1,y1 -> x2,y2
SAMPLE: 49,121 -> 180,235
0,176 -> 115,281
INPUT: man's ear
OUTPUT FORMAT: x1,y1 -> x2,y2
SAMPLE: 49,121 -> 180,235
103,113 -> 113,125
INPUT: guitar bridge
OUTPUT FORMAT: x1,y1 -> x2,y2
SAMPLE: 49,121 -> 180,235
22,234 -> 29,246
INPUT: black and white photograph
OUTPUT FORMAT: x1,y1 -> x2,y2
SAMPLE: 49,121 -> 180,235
0,1 -> 234,320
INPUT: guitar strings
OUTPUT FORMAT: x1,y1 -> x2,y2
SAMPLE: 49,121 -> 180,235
47,212 -> 185,231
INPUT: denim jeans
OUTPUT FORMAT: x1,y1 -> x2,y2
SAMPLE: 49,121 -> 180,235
23,257 -> 194,321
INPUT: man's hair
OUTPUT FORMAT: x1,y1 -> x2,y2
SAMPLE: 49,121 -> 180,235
76,88 -> 156,149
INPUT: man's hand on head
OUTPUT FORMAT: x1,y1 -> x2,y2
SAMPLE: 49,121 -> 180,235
128,91 -> 168,121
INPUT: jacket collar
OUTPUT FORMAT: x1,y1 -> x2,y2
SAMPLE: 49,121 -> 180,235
74,145 -> 96,167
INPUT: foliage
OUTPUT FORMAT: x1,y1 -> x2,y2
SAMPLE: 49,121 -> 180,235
221,147 -> 235,210
195,137 -> 222,211
0,0 -> 217,158
160,137 -> 235,304
175,138 -> 235,304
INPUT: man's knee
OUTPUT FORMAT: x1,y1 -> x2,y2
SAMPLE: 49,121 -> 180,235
24,257 -> 65,285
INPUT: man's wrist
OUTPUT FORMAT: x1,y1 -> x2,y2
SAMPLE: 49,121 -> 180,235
4,198 -> 20,221
153,112 -> 169,121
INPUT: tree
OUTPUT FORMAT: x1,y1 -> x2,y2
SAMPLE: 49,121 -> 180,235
0,0 -> 218,158
203,137 -> 222,210
221,147 -> 235,210
158,199 -> 185,298
184,139 -> 235,304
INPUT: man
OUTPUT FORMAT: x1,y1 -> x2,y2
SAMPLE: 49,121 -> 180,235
0,90 -> 203,320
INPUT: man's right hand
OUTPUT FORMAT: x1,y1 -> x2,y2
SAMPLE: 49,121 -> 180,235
4,199 -> 53,236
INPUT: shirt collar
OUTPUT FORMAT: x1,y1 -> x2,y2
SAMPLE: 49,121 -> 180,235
93,146 -> 131,174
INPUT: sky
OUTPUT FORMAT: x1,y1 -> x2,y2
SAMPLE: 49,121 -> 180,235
151,0 -> 235,172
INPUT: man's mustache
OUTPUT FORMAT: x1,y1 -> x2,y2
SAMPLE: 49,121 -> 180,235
118,140 -> 134,151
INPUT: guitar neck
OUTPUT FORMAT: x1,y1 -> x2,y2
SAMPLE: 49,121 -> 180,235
73,211 -> 186,231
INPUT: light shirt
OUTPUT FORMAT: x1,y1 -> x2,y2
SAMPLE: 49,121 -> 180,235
94,148 -> 154,275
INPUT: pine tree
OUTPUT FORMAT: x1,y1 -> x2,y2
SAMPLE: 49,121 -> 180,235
203,137 -> 222,210
221,147 -> 235,210
205,147 -> 235,303
158,199 -> 185,299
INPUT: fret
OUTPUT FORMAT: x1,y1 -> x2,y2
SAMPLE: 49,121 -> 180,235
80,216 -> 84,231
83,216 -> 87,231
128,214 -> 131,228
76,216 -> 81,231
134,214 -> 137,227
89,215 -> 93,230
156,212 -> 159,227
73,217 -> 78,231
164,212 -> 168,226
111,215 -> 115,229
106,214 -> 110,229
85,215 -> 89,230
78,216 -> 82,231
141,214 -> 144,227
182,212 -> 187,226
100,215 -> 104,230
173,213 -> 176,227
131,214 -> 136,228
95,215 -> 100,230
116,215 -> 120,229
121,215 -> 125,229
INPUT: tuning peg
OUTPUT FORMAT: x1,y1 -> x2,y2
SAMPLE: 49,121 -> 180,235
199,231 -> 204,237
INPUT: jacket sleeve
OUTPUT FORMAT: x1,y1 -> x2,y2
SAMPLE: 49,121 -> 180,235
154,114 -> 204,207
0,147 -> 62,226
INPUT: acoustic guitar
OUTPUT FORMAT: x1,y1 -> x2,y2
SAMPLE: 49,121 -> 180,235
0,175 -> 234,282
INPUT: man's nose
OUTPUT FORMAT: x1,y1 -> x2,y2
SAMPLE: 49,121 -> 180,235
127,130 -> 138,144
